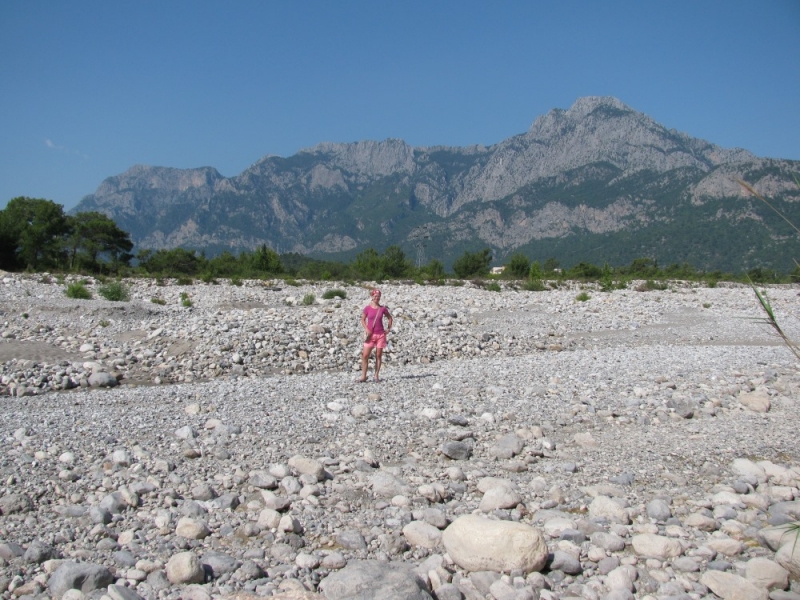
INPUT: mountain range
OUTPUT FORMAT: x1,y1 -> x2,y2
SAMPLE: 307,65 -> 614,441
72,96 -> 800,272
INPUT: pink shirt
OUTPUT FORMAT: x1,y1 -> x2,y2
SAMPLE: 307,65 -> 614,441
363,305 -> 388,334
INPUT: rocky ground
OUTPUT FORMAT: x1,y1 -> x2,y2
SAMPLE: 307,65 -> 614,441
0,273 -> 799,600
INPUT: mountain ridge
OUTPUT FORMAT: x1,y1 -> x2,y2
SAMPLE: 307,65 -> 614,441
73,96 -> 800,271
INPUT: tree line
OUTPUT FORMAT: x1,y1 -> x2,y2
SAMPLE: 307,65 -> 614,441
1,196 -> 795,284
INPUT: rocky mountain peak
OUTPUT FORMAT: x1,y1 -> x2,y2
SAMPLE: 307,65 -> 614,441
301,138 -> 415,177
566,95 -> 631,118
71,97 -> 798,271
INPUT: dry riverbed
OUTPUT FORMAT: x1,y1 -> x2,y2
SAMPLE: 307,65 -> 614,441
0,273 -> 799,600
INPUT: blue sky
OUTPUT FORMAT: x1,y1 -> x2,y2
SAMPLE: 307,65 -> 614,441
1,1 -> 798,210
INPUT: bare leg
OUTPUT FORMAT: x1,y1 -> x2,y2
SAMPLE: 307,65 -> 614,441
360,346 -> 372,381
374,347 -> 383,381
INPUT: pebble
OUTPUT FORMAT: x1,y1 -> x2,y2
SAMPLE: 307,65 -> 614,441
0,276 -> 798,599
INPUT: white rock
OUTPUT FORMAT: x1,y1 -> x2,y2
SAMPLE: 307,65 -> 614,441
775,539 -> 800,577
442,514 -> 547,574
631,534 -> 682,559
288,455 -> 325,481
165,551 -> 204,585
731,459 -> 767,483
606,566 -> 634,591
706,537 -> 743,556
175,517 -> 209,540
257,509 -> 281,531
744,557 -> 789,590
543,517 -> 576,538
700,570 -> 768,600
589,496 -> 630,524
738,390 -> 770,412
479,486 -> 522,512
402,521 -> 443,548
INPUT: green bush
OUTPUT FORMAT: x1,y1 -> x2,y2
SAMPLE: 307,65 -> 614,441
576,291 -> 591,302
322,289 -> 347,300
507,253 -> 531,278
230,277 -> 243,286
176,276 -> 193,286
302,293 -> 315,305
422,259 -> 446,281
453,248 -> 492,278
284,278 -> 300,287
200,272 -> 218,284
97,281 -> 130,302
180,292 -> 192,307
65,282 -> 92,300
150,296 -> 166,305
485,281 -> 501,292
529,261 -> 543,280
522,279 -> 547,291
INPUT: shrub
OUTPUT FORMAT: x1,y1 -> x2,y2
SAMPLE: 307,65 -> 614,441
200,272 -> 218,284
323,289 -> 347,300
529,261 -> 543,280
568,262 -> 603,280
176,276 -> 193,286
65,282 -> 92,300
150,297 -> 166,305
180,292 -> 192,307
99,319 -> 110,327
422,259 -> 446,281
97,281 -> 130,302
522,279 -> 547,291
302,293 -> 315,305
507,253 -> 531,279
485,281 -> 501,292
230,277 -> 243,286
576,291 -> 591,302
284,278 -> 300,287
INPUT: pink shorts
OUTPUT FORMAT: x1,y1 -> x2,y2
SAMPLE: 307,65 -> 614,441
364,332 -> 387,349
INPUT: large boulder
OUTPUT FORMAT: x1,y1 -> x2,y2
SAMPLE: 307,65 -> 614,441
442,515 -> 548,574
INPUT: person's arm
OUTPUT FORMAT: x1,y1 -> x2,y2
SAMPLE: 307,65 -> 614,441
385,309 -> 393,333
361,309 -> 369,333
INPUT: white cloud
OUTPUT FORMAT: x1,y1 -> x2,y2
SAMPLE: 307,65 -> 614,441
44,138 -> 88,159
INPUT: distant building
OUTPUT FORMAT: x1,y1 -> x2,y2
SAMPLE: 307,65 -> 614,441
491,266 -> 506,275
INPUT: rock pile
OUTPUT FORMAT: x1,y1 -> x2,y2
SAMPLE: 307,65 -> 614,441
0,273 -> 798,599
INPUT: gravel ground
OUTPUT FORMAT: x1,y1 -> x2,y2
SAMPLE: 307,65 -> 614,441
0,273 -> 798,600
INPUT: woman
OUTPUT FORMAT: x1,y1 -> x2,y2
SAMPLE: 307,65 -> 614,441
360,288 -> 393,382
